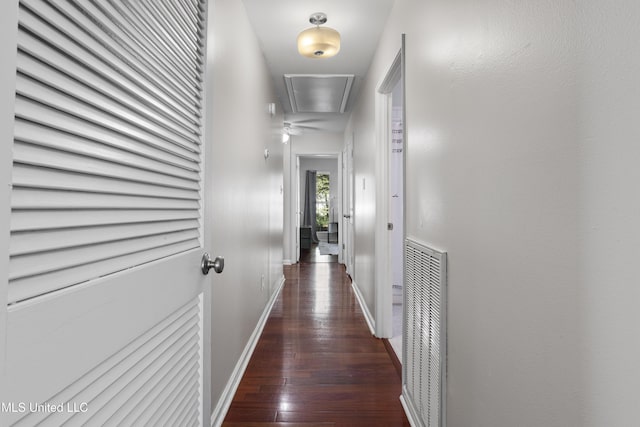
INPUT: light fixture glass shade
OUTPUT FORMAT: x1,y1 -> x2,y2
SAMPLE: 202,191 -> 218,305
297,26 -> 340,58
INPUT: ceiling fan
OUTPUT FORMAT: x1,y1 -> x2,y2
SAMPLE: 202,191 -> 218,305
283,118 -> 329,135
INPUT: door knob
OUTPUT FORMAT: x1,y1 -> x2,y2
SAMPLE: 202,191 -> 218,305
201,253 -> 224,275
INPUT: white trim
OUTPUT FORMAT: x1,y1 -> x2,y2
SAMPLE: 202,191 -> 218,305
292,152 -> 343,265
374,39 -> 405,339
351,280 -> 376,336
283,259 -> 293,266
200,1 -> 213,421
400,394 -> 420,427
210,275 -> 285,427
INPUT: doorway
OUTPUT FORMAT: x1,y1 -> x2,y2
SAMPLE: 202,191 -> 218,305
342,135 -> 355,277
389,74 -> 405,358
297,156 -> 341,264
374,36 -> 406,360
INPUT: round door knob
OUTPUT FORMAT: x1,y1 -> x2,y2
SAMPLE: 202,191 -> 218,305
201,253 -> 224,275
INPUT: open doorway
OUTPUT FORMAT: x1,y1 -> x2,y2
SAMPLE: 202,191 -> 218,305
374,36 -> 405,362
388,73 -> 404,358
298,156 -> 340,263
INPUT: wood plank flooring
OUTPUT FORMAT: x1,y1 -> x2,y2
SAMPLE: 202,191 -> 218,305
222,260 -> 409,426
299,243 -> 338,263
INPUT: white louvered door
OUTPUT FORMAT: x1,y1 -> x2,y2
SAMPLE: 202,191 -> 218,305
1,0 -> 209,425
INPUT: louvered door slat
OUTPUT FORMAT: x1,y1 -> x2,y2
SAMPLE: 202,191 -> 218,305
97,0 -> 203,93
9,240 -> 198,304
12,210 -> 200,232
16,76 -> 201,157
173,394 -> 200,427
80,326 -> 199,426
17,45 -> 199,143
14,106 -> 200,171
156,380 -> 199,427
181,0 -> 204,19
13,141 -> 200,189
11,189 -> 200,210
11,297 -> 202,427
40,316 -> 198,426
126,361 -> 199,426
78,1 -> 203,106
13,166 -> 200,201
19,0 -> 202,120
44,0 -> 205,106
10,229 -> 200,280
11,220 -> 200,255
138,0 -> 202,60
57,0 -> 203,99
163,0 -> 202,42
176,0 -> 204,31
104,352 -> 199,426
117,0 -> 202,80
128,0 -> 203,67
18,25 -> 200,133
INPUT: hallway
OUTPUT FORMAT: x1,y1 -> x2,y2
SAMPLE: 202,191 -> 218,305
222,262 -> 409,426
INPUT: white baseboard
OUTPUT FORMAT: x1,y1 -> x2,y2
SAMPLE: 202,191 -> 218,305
283,259 -> 293,266
400,394 -> 420,427
210,274 -> 285,427
351,280 -> 375,336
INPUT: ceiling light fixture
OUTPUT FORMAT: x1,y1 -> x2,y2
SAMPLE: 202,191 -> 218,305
282,130 -> 290,144
297,13 -> 340,59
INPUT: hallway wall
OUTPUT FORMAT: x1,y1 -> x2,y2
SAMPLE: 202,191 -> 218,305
347,0 -> 640,425
205,0 -> 284,418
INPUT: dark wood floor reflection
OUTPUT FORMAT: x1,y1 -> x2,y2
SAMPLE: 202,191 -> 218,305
222,262 -> 409,427
299,243 -> 338,264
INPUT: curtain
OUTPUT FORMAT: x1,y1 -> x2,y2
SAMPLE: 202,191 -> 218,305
303,170 -> 319,243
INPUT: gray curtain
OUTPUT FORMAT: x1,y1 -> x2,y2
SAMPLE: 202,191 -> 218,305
303,170 -> 319,243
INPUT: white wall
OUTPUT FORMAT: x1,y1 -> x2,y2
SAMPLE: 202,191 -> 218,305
283,133 -> 343,263
348,0 -> 640,425
205,0 -> 283,418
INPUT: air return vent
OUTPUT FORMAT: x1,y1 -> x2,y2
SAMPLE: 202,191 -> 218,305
284,74 -> 354,113
402,238 -> 447,427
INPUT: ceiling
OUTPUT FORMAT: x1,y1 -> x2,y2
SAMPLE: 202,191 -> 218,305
241,0 -> 396,134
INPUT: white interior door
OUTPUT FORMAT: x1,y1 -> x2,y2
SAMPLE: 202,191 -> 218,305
344,135 -> 355,277
295,155 -> 301,262
374,39 -> 404,339
390,79 -> 404,308
1,0 -> 210,425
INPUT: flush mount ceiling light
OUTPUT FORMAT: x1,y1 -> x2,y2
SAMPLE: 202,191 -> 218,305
297,13 -> 340,58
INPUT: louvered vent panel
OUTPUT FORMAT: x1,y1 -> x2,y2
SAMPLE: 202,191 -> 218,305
403,238 -> 447,427
9,0 -> 206,304
11,295 -> 203,427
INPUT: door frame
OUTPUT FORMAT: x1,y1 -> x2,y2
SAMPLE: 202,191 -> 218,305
342,134 -> 355,275
374,35 -> 406,339
292,153 -> 343,263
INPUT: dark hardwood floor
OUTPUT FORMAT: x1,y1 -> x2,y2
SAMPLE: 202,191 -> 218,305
222,258 -> 409,426
298,243 -> 338,263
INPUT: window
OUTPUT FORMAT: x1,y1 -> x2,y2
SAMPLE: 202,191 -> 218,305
316,172 -> 330,230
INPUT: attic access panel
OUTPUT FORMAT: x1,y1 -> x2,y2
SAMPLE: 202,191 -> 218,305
284,74 -> 354,113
